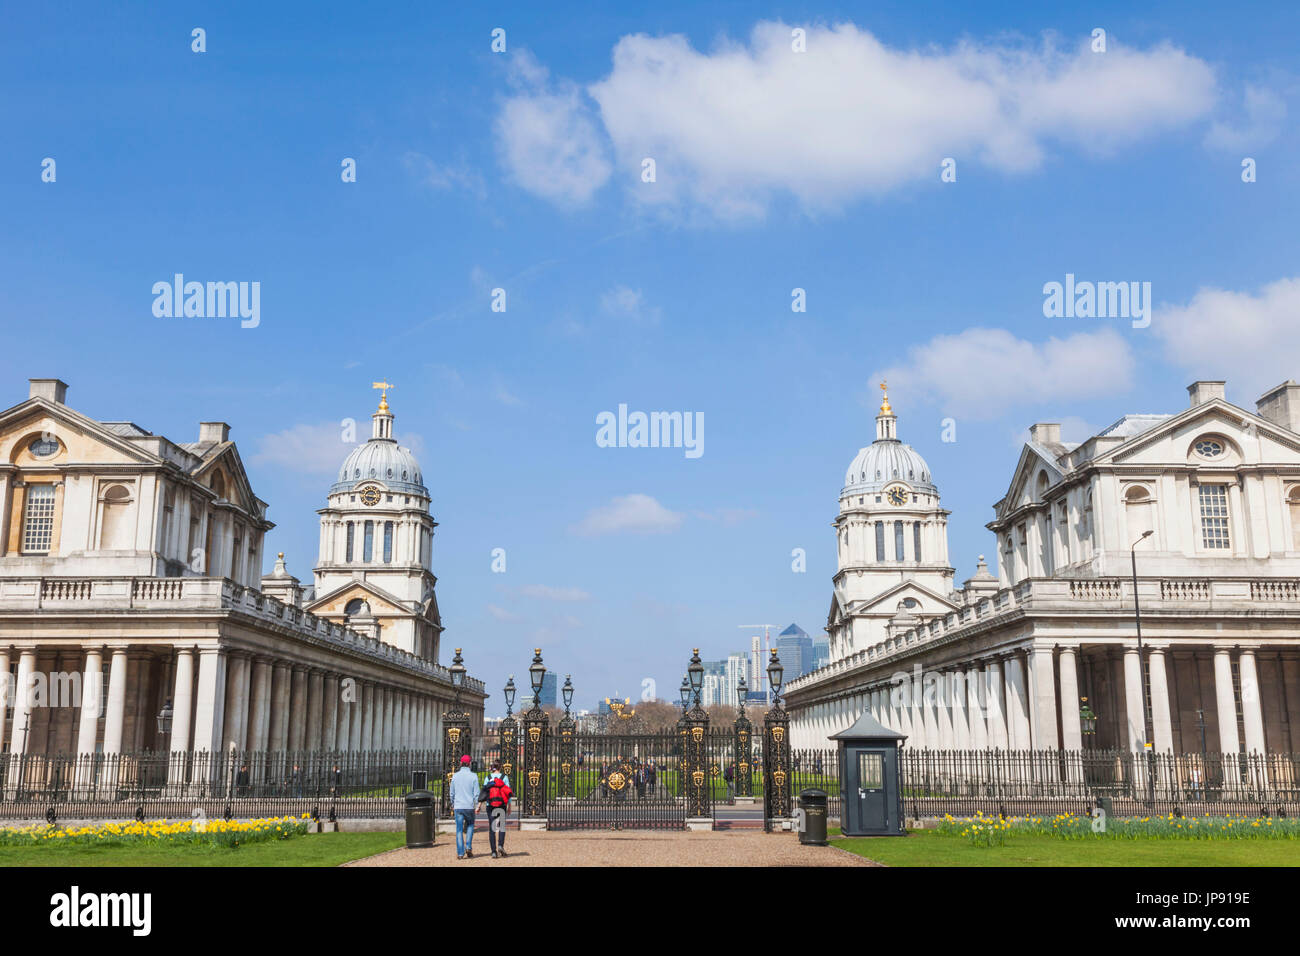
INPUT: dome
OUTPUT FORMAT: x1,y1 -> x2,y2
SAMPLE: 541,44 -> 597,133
330,439 -> 428,497
842,440 -> 936,495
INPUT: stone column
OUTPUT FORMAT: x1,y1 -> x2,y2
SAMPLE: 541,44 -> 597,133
1028,646 -> 1059,750
1237,649 -> 1267,754
247,657 -> 273,752
321,674 -> 339,752
950,671 -> 969,748
1148,648 -> 1174,753
1004,656 -> 1031,749
191,648 -> 227,754
288,666 -> 308,751
169,647 -> 196,755
1058,647 -> 1083,751
348,681 -> 364,751
1122,647 -> 1147,752
75,648 -> 104,756
8,648 -> 38,756
222,653 -> 250,753
985,661 -> 1008,748
966,666 -> 987,749
362,681 -> 376,750
306,670 -> 324,752
269,661 -> 291,752
101,648 -> 129,754
1213,648 -> 1239,754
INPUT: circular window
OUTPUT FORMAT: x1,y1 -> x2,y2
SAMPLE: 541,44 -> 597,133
29,437 -> 59,458
1195,439 -> 1224,458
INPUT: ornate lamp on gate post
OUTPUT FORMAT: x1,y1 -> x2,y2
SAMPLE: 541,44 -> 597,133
520,649 -> 550,825
441,648 -> 473,816
558,675 -> 576,799
682,649 -> 712,827
498,676 -> 518,785
733,676 -> 754,799
763,649 -> 793,827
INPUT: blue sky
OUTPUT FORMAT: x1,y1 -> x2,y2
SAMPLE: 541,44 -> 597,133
2,2 -> 1297,714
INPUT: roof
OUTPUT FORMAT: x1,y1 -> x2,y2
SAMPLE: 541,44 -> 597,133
829,707 -> 907,741
1097,413 -> 1173,439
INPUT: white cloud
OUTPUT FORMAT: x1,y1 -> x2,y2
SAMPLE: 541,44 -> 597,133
1204,85 -> 1287,151
600,285 -> 662,325
520,584 -> 592,602
571,493 -> 684,535
251,421 -> 425,475
495,50 -> 613,205
1154,276 -> 1300,398
402,151 -> 487,199
874,327 -> 1135,420
486,604 -> 521,622
574,22 -> 1216,218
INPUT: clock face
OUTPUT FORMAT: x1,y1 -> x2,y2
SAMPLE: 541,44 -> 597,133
360,487 -> 381,507
886,487 -> 909,507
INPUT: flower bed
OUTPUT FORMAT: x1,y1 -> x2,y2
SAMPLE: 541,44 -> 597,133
939,811 -> 1300,845
0,814 -> 312,848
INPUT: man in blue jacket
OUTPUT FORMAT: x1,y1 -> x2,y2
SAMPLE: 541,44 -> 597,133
449,754 -> 480,859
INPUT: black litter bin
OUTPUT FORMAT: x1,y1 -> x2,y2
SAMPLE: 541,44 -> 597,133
405,789 -> 435,848
798,788 -> 828,846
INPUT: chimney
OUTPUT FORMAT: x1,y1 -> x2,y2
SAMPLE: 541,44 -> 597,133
1028,422 -> 1061,445
1256,380 -> 1300,434
29,378 -> 68,404
1187,381 -> 1226,406
199,422 -> 231,444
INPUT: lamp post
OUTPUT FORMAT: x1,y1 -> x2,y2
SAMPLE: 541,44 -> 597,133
499,676 -> 518,784
157,698 -> 174,740
558,675 -> 576,798
734,675 -> 754,798
762,649 -> 792,824
688,650 -> 704,709
678,677 -> 690,713
1195,708 -> 1209,799
1131,529 -> 1156,806
440,648 -> 472,816
521,649 -> 549,819
681,649 -> 710,819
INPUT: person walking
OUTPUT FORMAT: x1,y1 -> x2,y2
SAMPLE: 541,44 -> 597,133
450,754 -> 480,859
479,762 -> 513,859
724,762 -> 735,802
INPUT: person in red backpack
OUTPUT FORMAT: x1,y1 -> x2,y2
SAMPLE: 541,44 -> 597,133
478,762 -> 512,858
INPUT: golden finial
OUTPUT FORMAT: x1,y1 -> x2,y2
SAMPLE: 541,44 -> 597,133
372,380 -> 394,413
879,380 -> 892,414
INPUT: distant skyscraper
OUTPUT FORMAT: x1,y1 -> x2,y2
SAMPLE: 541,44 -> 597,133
776,623 -> 814,679
539,671 -> 558,708
701,659 -> 729,706
750,634 -> 764,696
811,634 -> 830,672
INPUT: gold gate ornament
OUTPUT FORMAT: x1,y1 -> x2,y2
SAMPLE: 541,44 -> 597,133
447,728 -> 461,744
691,770 -> 705,787
691,726 -> 704,743
770,727 -> 785,744
528,770 -> 540,786
527,726 -> 541,743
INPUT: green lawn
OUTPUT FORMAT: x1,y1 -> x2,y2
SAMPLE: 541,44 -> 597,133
831,828 -> 1300,866
0,831 -> 404,867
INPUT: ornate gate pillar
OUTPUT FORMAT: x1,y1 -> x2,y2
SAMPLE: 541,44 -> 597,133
763,649 -> 792,826
682,649 -> 712,826
734,685 -> 755,799
557,685 -> 576,800
520,649 -> 550,824
440,649 -> 472,817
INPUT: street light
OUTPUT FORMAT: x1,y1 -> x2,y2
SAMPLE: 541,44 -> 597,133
562,675 -> 574,715
679,677 -> 690,711
449,647 -> 465,708
688,649 -> 704,707
1131,529 -> 1155,805
529,648 -> 546,708
504,675 -> 516,717
737,674 -> 749,718
1079,697 -> 1097,737
767,649 -> 785,706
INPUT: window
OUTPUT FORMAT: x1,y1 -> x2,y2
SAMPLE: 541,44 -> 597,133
874,522 -> 885,561
913,522 -> 922,562
1195,438 -> 1224,458
21,484 -> 56,553
858,752 -> 883,790
345,522 -> 354,562
97,484 -> 132,550
363,521 -> 374,562
894,521 -> 904,561
383,521 -> 393,563
29,436 -> 59,458
1199,485 -> 1231,549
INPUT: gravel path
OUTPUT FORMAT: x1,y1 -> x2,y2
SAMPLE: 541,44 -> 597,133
344,829 -> 876,867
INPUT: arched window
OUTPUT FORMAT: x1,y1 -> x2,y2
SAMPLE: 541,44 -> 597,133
383,521 -> 393,563
894,521 -> 904,561
210,471 -> 226,499
363,521 -> 374,562
345,522 -> 354,562
913,522 -> 922,562
98,484 -> 133,550
344,598 -> 366,616
874,521 -> 885,561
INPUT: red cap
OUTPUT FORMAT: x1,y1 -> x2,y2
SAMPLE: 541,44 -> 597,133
460,754 -> 472,764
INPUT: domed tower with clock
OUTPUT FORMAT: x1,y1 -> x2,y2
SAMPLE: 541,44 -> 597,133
306,383 -> 443,661
827,383 -> 957,663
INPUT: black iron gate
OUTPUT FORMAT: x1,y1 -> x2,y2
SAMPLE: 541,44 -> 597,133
541,729 -> 732,830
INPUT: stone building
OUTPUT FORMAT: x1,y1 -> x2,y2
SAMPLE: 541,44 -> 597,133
0,378 -> 485,760
787,380 -> 1300,756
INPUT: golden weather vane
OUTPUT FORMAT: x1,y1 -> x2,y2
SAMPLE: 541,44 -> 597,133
372,380 -> 395,412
